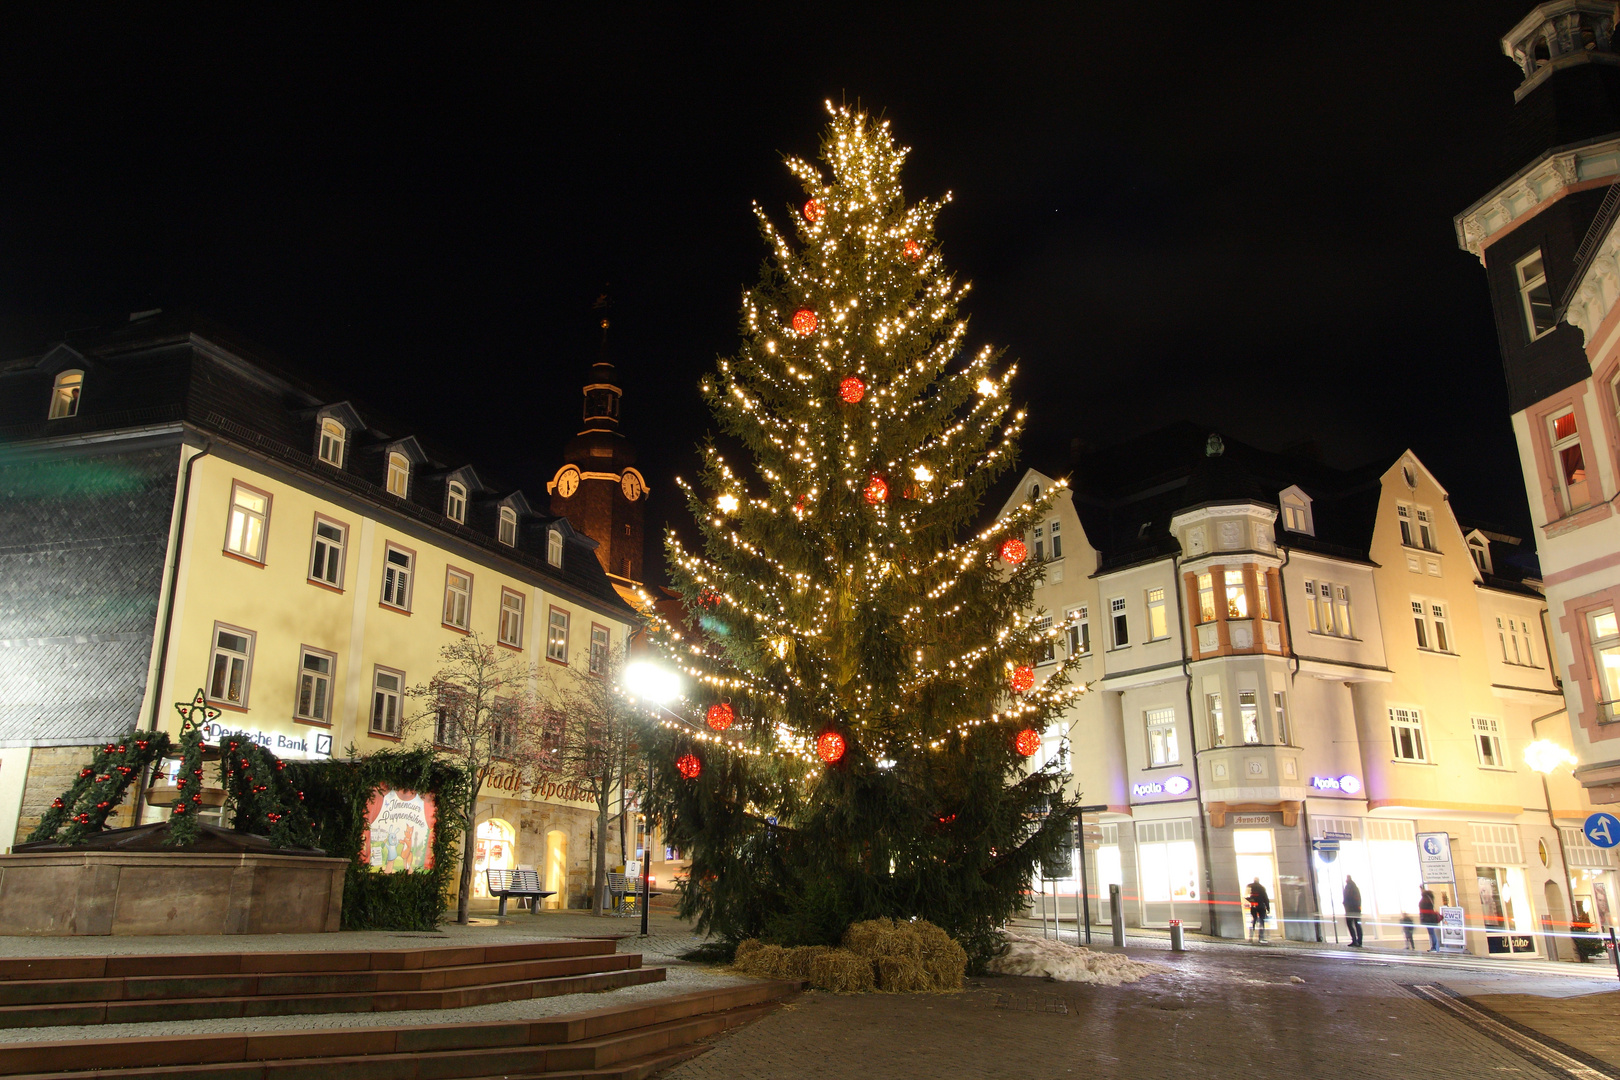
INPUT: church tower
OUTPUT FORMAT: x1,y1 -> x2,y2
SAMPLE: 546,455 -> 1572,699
548,306 -> 647,605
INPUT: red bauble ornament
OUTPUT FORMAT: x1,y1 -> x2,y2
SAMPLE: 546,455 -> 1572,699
803,198 -> 825,223
706,703 -> 734,732
676,753 -> 702,780
1014,728 -> 1041,757
794,495 -> 807,514
792,308 -> 818,336
904,239 -> 924,261
864,476 -> 888,504
1010,665 -> 1035,694
1000,538 -> 1027,565
839,376 -> 866,404
816,730 -> 846,764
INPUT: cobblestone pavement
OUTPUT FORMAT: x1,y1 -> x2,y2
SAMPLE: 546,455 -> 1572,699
666,946 -> 1620,1080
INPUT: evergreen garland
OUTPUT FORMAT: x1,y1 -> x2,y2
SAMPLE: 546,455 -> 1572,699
163,720 -> 207,847
26,733 -> 172,845
220,738 -> 316,850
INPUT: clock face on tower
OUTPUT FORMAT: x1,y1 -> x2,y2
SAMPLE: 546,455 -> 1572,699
621,470 -> 644,501
555,466 -> 581,498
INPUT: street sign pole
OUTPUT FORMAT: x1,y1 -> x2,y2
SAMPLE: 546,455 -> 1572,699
1078,805 -> 1105,946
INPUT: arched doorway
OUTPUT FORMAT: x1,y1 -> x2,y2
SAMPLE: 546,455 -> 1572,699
545,830 -> 568,909
472,819 -> 515,898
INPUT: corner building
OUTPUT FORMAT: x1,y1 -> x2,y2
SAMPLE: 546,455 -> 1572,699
1007,427 -> 1611,955
0,314 -> 639,908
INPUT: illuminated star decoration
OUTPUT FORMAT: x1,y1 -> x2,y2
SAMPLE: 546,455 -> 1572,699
174,689 -> 221,733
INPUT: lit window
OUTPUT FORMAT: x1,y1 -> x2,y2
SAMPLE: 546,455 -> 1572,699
1110,597 -> 1129,648
1197,573 -> 1216,624
1549,409 -> 1590,513
1413,599 -> 1450,652
443,569 -> 471,629
1239,689 -> 1260,744
1146,587 -> 1169,640
1431,602 -> 1451,652
1273,691 -> 1289,745
295,648 -> 335,723
48,369 -> 83,419
1412,600 -> 1429,649
1049,520 -> 1062,559
386,452 -> 410,498
499,507 -> 518,547
590,624 -> 610,676
224,482 -> 270,563
381,545 -> 413,610
308,518 -> 345,587
1308,581 -> 1351,637
1470,536 -> 1490,574
1416,508 -> 1436,552
1035,616 -> 1056,664
207,624 -> 255,707
1390,706 -> 1427,762
1147,708 -> 1179,766
1279,487 -> 1312,535
317,420 -> 345,467
1333,584 -> 1353,637
1224,570 -> 1248,619
1397,503 -> 1414,547
1206,692 -> 1225,747
1516,249 -> 1557,341
1590,609 -> 1620,721
1066,606 -> 1090,655
1472,717 -> 1506,769
1305,581 -> 1320,633
548,528 -> 564,568
547,607 -> 570,663
446,481 -> 467,523
1254,572 -> 1271,620
371,668 -> 403,736
499,589 -> 525,648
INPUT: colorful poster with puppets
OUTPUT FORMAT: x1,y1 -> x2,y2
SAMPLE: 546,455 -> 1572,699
361,787 -> 436,872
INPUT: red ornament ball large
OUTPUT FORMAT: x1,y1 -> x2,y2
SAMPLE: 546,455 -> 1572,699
864,476 -> 888,504
792,308 -> 818,336
1014,728 -> 1041,757
904,239 -> 924,261
999,537 -> 1027,565
706,703 -> 734,731
839,376 -> 865,404
1010,665 -> 1035,694
676,753 -> 702,780
803,198 -> 825,223
816,730 -> 846,764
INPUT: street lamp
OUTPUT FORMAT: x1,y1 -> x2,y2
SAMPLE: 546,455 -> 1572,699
620,661 -> 681,936
1526,733 -> 1580,959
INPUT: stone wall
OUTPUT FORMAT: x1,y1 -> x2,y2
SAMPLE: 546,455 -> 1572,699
13,746 -> 137,846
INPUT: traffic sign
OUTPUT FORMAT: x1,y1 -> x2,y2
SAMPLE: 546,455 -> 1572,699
1324,831 -> 1352,840
1312,839 -> 1340,851
1585,812 -> 1620,849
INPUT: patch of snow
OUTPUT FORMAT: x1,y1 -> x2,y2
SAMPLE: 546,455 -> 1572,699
985,932 -> 1167,985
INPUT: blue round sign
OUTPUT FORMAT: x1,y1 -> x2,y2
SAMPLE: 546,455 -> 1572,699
1584,812 -> 1620,849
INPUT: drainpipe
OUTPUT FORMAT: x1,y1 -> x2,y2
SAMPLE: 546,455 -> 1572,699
1275,545 -> 1322,940
1173,555 -> 1219,936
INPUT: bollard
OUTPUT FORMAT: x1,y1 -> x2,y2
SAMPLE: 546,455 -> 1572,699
1169,918 -> 1185,952
1110,883 -> 1124,947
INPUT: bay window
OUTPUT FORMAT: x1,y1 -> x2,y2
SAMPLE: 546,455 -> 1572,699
1224,570 -> 1247,619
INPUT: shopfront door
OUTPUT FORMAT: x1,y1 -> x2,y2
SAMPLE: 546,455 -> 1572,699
472,819 -> 515,899
1479,866 -> 1536,955
1234,828 -> 1279,933
1136,818 -> 1201,929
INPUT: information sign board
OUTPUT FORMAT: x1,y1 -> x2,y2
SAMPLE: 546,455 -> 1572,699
1416,832 -> 1456,884
1440,906 -> 1466,949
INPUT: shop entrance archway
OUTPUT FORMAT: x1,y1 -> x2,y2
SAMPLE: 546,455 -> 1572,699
472,819 -> 515,899
545,830 -> 568,909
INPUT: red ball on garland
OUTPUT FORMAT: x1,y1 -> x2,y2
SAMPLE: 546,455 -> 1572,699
864,476 -> 888,504
904,239 -> 924,261
793,495 -> 807,514
1000,537 -> 1027,565
803,198 -> 825,223
839,376 -> 865,404
1009,665 -> 1035,694
816,730 -> 846,764
706,702 -> 734,732
791,308 -> 818,336
1014,728 -> 1041,757
676,753 -> 702,780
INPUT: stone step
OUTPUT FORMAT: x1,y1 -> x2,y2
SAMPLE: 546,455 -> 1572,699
0,966 -> 666,1029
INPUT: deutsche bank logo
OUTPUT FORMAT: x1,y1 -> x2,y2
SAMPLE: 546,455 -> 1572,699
1585,812 -> 1620,849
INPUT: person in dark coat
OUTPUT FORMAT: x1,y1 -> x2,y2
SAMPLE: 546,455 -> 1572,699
1247,877 -> 1272,943
1419,888 -> 1440,952
1343,875 -> 1363,947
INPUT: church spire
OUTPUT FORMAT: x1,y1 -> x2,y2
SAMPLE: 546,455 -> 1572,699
583,292 -> 622,433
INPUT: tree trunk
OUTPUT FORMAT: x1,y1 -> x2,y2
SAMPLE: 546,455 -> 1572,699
593,786 -> 610,916
457,799 -> 478,924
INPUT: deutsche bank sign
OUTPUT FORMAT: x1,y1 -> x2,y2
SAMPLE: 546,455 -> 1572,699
1132,775 -> 1191,797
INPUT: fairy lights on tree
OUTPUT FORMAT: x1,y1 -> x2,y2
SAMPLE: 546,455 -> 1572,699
647,103 -> 1085,964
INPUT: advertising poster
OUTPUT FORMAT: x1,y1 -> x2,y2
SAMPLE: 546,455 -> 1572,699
1440,906 -> 1467,949
360,786 -> 436,873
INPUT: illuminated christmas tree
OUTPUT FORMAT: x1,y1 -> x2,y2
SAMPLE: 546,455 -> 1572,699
649,104 -> 1085,963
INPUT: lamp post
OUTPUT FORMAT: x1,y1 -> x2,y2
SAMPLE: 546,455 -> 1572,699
622,661 -> 681,938
1526,728 -> 1579,959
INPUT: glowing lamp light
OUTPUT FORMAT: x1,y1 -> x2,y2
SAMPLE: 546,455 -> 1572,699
623,662 -> 681,706
1009,665 -> 1035,694
864,476 -> 888,504
1525,739 -> 1578,774
976,377 -> 998,397
792,308 -> 818,336
716,494 -> 739,514
839,376 -> 866,403
1014,728 -> 1040,757
675,753 -> 702,780
803,198 -> 825,223
706,703 -> 734,732
817,730 -> 847,764
904,239 -> 923,261
912,463 -> 933,484
999,538 -> 1027,565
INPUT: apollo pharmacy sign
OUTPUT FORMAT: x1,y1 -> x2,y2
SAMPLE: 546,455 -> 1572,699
199,721 -> 332,760
1132,775 -> 1191,797
1309,774 -> 1362,794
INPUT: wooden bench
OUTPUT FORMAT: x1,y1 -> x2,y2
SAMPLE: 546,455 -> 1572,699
486,868 -> 553,916
606,871 -> 660,918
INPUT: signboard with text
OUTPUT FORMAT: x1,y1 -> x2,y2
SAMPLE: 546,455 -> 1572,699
1415,832 -> 1456,884
1440,906 -> 1466,949
360,787 -> 436,873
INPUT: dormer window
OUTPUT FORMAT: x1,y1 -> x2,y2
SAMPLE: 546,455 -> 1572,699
48,370 -> 82,419
1468,533 -> 1492,575
498,507 -> 518,547
547,527 -> 564,567
1278,486 -> 1313,535
317,419 -> 346,467
386,453 -> 410,497
446,481 -> 467,524
1516,249 -> 1557,341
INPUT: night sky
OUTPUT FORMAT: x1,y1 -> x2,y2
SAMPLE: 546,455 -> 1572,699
0,3 -> 1548,579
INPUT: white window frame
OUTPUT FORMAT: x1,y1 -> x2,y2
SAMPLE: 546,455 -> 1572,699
1397,503 -> 1415,547
1033,525 -> 1044,563
1516,248 -> 1556,341
547,606 -> 570,664
443,567 -> 472,630
317,419 -> 346,467
1224,569 -> 1248,619
1431,601 -> 1452,653
1066,605 -> 1090,655
1416,508 -> 1436,552
294,646 -> 336,724
1589,609 -> 1620,721
1146,587 -> 1169,641
1272,690 -> 1290,745
1146,708 -> 1179,766
207,622 -> 256,709
547,527 -> 564,567
48,369 -> 83,419
1472,716 -> 1508,770
1470,536 -> 1491,574
1238,688 -> 1260,744
1207,692 -> 1226,747
1109,597 -> 1129,649
499,588 -> 525,648
381,543 -> 414,611
370,666 -> 404,737
1549,408 -> 1591,513
1389,706 -> 1428,762
445,481 -> 467,524
308,515 -> 346,588
386,452 -> 411,498
590,623 -> 610,677
1049,520 -> 1062,559
223,480 -> 271,564
1279,487 -> 1313,535
1034,615 -> 1056,665
1197,572 -> 1216,624
499,506 -> 518,547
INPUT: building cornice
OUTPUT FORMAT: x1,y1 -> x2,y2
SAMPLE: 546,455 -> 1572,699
1454,135 -> 1620,261
1562,195 -> 1620,344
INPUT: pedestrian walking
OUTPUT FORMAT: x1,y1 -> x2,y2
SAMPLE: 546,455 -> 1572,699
1419,888 -> 1440,952
1343,874 -> 1363,947
1400,911 -> 1415,950
1247,877 -> 1271,943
